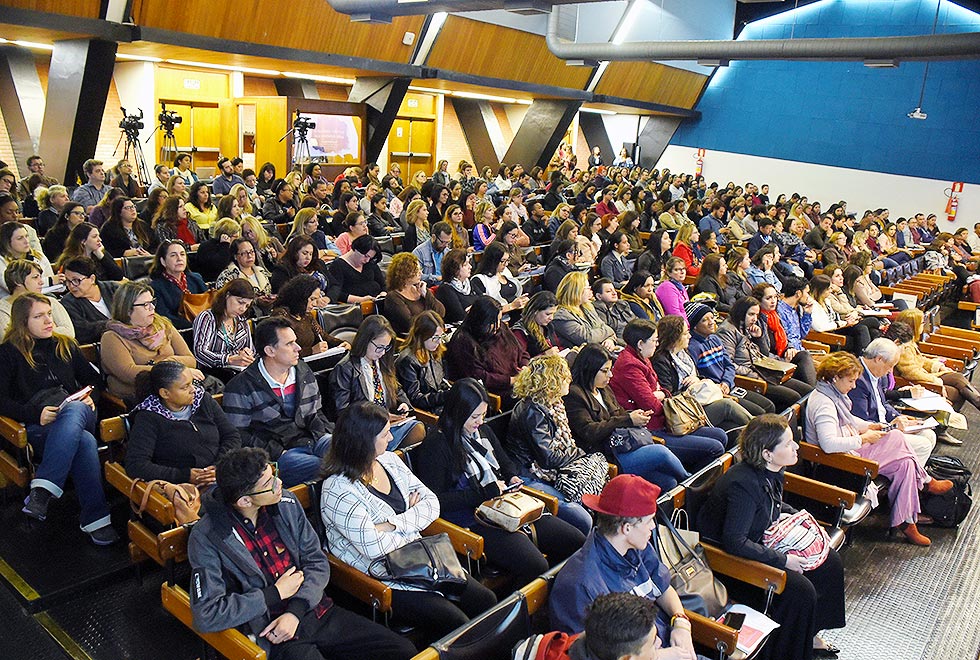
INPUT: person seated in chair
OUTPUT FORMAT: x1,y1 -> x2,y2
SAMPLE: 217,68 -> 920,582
549,475 -> 696,660
188,447 -> 416,660
127,361 -> 240,485
223,318 -> 333,487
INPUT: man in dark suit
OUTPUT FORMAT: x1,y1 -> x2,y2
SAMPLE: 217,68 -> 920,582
848,338 -> 938,462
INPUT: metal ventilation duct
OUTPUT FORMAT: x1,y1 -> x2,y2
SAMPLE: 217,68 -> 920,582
544,7 -> 980,62
324,0 -> 603,23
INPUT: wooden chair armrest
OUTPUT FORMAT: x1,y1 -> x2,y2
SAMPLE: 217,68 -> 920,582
701,543 -> 786,594
0,415 -> 27,448
487,392 -> 503,413
957,301 -> 980,312
734,375 -> 767,394
424,518 -> 485,561
161,584 -> 267,660
519,577 -> 550,616
410,649 -> 440,660
801,340 -> 830,354
520,486 -> 559,516
806,330 -> 846,347
880,286 -> 923,299
937,325 -> 980,342
106,461 -> 176,526
157,524 -> 191,563
893,376 -> 945,395
413,408 -> 440,428
359,300 -> 376,316
798,442 -> 879,479
926,335 -> 980,354
687,610 -> 739,657
327,554 -> 393,613
919,342 -> 972,361
784,472 -> 856,509
99,416 -> 128,444
779,365 -> 797,384
128,520 -> 166,566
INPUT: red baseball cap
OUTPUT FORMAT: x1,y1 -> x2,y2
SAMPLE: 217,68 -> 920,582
582,475 -> 661,517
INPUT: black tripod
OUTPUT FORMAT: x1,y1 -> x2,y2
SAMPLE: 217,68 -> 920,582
114,120 -> 150,191
147,104 -> 182,169
279,110 -> 313,171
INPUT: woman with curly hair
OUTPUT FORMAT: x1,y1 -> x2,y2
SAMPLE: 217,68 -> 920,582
382,252 -> 446,335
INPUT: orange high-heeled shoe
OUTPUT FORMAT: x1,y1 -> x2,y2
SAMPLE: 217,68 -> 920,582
927,478 -> 954,495
891,522 -> 931,546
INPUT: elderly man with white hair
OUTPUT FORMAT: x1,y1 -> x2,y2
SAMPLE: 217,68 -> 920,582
849,337 -> 937,466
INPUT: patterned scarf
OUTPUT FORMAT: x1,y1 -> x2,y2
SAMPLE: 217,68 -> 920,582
462,431 -> 500,488
106,319 -> 166,352
760,308 -> 789,356
529,400 -> 578,482
134,386 -> 205,419
164,270 -> 188,293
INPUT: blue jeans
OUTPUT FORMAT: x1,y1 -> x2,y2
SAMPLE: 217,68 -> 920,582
27,401 -> 110,532
615,444 -> 690,492
520,476 -> 593,535
653,425 -> 727,473
388,420 -> 422,451
278,435 -> 331,487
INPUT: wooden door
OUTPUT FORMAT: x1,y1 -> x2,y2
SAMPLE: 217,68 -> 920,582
388,119 -> 412,179
408,119 -> 434,179
191,105 -> 221,173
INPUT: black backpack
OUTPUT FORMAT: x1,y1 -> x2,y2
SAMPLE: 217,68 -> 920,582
922,455 -> 973,528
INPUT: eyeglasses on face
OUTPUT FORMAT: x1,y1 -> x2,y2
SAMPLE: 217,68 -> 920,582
246,463 -> 280,496
132,299 -> 157,309
65,276 -> 89,288
371,339 -> 393,353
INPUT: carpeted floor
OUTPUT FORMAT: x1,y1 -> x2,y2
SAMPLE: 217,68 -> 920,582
821,389 -> 980,660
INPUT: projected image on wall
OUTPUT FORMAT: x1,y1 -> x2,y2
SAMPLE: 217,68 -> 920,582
294,114 -> 362,164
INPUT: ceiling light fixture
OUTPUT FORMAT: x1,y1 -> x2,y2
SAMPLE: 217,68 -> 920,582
282,71 -> 355,85
165,59 -> 281,76
116,53 -> 164,63
580,107 -> 616,115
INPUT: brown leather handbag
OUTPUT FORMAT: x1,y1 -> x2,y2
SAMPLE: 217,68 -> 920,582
179,290 -> 216,321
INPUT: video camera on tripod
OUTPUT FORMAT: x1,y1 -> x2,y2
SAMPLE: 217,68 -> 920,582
158,104 -> 183,133
119,108 -> 144,138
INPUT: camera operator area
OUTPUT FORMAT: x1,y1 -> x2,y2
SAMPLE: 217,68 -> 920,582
1,2 -> 980,660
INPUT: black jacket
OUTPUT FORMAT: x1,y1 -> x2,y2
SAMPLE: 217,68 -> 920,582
696,462 -> 795,568
543,258 -> 575,293
126,393 -> 241,483
195,239 -> 232,283
394,349 -> 449,413
562,385 -> 633,456
650,352 -> 682,396
414,425 -> 517,527
328,354 -> 410,414
505,398 -> 585,474
0,338 -> 101,425
435,283 -> 479,324
102,219 -> 154,258
60,281 -> 120,344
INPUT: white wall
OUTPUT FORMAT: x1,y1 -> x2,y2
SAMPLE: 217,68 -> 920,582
599,113 -> 648,153
112,61 -> 157,177
656,145 -> 980,232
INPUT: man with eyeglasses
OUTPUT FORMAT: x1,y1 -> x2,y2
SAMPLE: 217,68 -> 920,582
17,155 -> 58,201
412,221 -> 453,286
223,318 -> 333,487
189,447 -> 415,660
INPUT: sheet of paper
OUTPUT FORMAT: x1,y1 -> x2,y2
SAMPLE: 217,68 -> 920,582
900,394 -> 954,414
903,417 -> 939,433
303,345 -> 349,362
717,604 -> 780,655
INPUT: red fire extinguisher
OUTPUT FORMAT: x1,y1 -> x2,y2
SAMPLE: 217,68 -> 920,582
694,148 -> 705,177
947,182 -> 964,222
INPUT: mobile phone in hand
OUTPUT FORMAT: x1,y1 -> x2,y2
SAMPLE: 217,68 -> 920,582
503,480 -> 524,493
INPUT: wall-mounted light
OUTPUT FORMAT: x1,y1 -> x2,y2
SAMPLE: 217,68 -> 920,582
580,107 -> 616,115
165,59 -> 281,76
282,71 -> 355,85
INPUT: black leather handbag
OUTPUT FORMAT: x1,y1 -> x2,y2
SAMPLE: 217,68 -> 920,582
369,533 -> 467,594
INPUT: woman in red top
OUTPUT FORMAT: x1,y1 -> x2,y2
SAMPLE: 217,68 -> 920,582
671,224 -> 702,277
608,318 -> 726,472
594,187 -> 619,218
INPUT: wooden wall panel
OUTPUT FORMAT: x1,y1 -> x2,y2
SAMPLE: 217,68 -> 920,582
243,76 -> 277,97
131,0 -> 422,65
594,62 -> 708,110
157,66 -> 229,102
427,16 -> 592,92
0,0 -> 101,19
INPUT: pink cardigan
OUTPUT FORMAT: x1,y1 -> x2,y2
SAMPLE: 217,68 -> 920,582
655,279 -> 690,320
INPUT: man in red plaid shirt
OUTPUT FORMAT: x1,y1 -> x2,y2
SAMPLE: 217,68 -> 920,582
188,447 -> 415,659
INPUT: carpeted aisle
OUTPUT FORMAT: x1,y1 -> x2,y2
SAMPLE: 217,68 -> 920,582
822,395 -> 980,659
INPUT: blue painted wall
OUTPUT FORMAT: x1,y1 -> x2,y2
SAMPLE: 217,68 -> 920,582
670,0 -> 980,184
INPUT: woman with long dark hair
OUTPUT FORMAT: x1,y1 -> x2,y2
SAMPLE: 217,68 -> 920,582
565,344 -> 689,491
192,278 -> 256,376
148,239 -> 208,330
102,196 -> 153,258
415,378 -> 586,585
320,401 -> 497,641
272,275 -> 348,358
512,291 -> 560,358
395,311 -> 451,414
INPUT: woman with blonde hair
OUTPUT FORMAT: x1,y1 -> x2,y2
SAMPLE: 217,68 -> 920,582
0,259 -> 74,336
552,271 -> 617,350
35,184 -> 70,236
100,281 -> 202,402
472,199 -> 496,251
239,214 -> 285,268
443,204 -> 470,251
165,174 -> 188,200
672,223 -> 702,277
403,198 -> 430,253
286,207 -> 334,256
888,310 -> 980,416
505,353 -> 599,533
805,351 -> 950,546
0,293 -> 115,544
229,183 -> 254,216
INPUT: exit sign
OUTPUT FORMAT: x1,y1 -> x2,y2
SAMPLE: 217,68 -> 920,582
183,78 -> 201,90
